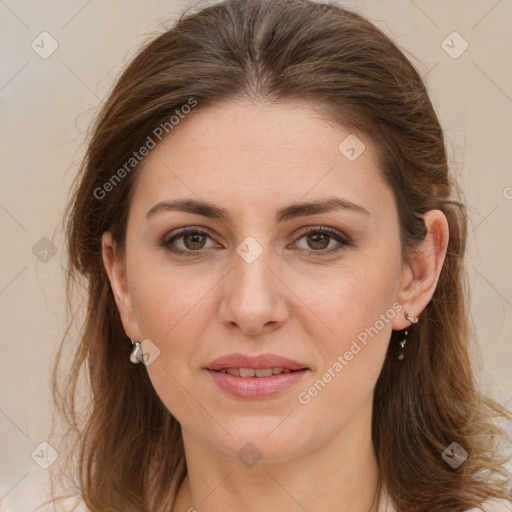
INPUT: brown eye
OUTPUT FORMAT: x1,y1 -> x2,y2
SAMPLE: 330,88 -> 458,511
305,232 -> 331,250
162,228 -> 217,256
182,232 -> 207,250
294,227 -> 351,256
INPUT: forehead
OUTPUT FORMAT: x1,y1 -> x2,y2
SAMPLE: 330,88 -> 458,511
129,99 -> 394,222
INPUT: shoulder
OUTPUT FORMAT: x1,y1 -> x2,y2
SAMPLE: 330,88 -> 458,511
466,499 -> 512,512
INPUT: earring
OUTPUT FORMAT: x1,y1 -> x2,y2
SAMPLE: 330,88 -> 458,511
397,329 -> 408,361
130,339 -> 142,364
397,311 -> 419,360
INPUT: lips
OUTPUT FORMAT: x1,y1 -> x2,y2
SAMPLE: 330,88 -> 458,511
205,353 -> 309,372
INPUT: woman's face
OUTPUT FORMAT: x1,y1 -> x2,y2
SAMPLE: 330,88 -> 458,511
104,99 -> 415,463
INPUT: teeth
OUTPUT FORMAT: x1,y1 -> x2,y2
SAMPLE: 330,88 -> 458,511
219,367 -> 293,377
255,368 -> 273,377
240,368 -> 255,377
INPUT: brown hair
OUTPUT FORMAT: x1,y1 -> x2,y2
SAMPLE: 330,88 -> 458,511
49,0 -> 512,510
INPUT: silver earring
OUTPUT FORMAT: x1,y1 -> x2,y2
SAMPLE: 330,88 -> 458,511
130,339 -> 142,364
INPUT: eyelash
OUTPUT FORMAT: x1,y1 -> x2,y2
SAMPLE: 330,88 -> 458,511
161,225 -> 352,257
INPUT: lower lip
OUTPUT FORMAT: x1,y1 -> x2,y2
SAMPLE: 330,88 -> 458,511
205,369 -> 309,399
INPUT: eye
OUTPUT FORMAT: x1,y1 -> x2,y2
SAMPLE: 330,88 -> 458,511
162,227 -> 218,256
293,226 -> 351,256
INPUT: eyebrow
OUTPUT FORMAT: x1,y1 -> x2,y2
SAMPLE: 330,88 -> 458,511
145,196 -> 370,223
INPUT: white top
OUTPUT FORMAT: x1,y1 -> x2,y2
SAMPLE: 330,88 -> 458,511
377,486 -> 512,512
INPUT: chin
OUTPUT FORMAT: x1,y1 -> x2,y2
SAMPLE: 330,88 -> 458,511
205,424 -> 311,464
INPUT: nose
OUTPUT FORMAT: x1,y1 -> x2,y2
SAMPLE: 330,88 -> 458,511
218,245 -> 289,336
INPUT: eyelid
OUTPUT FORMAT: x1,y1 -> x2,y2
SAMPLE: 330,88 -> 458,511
293,225 -> 353,245
161,225 -> 217,244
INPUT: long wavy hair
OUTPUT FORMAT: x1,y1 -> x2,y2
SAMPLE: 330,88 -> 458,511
48,0 -> 512,510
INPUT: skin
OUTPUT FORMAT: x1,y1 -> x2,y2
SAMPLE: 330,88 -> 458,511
102,99 -> 449,512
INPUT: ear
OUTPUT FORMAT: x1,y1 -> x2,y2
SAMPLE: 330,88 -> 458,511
101,231 -> 141,340
392,209 -> 449,330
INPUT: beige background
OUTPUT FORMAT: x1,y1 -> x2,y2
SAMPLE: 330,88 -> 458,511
1,0 -> 511,510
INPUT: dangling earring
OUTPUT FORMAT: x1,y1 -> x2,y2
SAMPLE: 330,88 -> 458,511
397,328 -> 408,361
130,339 -> 142,364
397,311 -> 419,360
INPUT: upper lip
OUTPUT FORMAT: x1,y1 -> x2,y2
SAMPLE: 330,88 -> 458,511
205,353 -> 309,371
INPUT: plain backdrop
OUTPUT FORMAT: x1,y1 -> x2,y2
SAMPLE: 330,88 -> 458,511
1,1 -> 511,510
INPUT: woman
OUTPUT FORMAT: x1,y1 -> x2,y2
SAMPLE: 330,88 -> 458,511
51,0 -> 512,510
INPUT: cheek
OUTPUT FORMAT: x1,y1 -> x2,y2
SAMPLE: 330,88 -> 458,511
293,273 -> 399,428
129,261 -> 217,340
292,261 -> 402,416
128,271 -> 214,422
127,264 -> 220,394
296,260 -> 400,351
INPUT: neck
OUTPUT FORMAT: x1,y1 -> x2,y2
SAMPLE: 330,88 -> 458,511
173,398 -> 380,512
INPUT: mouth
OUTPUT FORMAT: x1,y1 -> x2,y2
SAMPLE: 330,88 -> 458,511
205,367 -> 309,399
209,367 -> 307,377
204,353 -> 310,397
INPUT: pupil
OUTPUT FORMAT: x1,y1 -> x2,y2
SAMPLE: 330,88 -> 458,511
308,233 -> 328,250
185,233 -> 205,250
